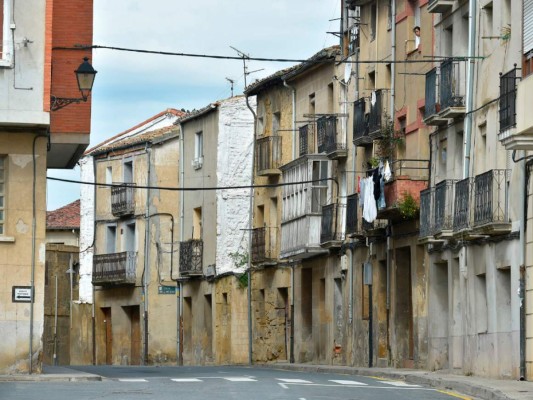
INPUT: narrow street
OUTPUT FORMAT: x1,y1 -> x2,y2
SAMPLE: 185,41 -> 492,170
0,366 -> 470,400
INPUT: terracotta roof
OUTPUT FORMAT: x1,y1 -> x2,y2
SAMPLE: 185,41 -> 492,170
85,108 -> 187,155
244,46 -> 340,94
90,125 -> 179,155
47,200 -> 80,230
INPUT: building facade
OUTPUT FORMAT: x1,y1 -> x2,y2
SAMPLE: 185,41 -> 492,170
0,0 -> 93,373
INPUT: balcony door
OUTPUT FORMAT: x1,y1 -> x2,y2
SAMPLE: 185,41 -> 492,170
123,159 -> 133,184
106,225 -> 117,254
124,221 -> 136,253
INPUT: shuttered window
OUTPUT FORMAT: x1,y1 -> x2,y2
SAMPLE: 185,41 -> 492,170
524,0 -> 533,76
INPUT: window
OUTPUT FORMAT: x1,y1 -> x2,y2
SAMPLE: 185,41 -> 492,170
0,156 -> 4,235
0,0 -> 14,64
311,160 -> 329,213
123,160 -> 133,184
106,225 -> 117,254
193,131 -> 203,169
106,166 -> 112,185
272,112 -> 280,135
370,3 -> 377,41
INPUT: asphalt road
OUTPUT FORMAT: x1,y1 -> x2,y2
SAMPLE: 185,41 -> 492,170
0,366 -> 472,400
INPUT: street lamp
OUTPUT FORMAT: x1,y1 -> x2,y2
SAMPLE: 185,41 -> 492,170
50,57 -> 97,111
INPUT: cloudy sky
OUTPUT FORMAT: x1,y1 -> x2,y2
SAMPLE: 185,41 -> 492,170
46,0 -> 340,210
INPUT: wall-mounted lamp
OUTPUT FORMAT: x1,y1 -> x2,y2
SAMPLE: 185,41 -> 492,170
50,57 -> 97,111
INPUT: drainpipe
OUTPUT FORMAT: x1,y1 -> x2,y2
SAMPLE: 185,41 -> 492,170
143,144 -> 152,365
92,156 -> 97,365
390,0 -> 396,118
283,80 -> 297,159
178,123 -> 185,366
463,0 -> 476,179
290,262 -> 295,363
519,151 -> 526,379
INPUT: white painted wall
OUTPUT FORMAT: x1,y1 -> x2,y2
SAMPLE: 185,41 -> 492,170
215,96 -> 256,274
79,156 -> 94,303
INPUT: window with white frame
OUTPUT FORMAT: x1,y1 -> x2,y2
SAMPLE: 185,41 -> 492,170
0,0 -> 14,64
0,156 -> 5,235
193,131 -> 203,169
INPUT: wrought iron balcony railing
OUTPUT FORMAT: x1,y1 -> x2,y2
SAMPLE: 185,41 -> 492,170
440,59 -> 465,112
111,183 -> 135,217
427,0 -> 455,14
499,67 -> 518,132
353,98 -> 370,146
346,193 -> 358,236
433,179 -> 457,235
452,177 -> 472,232
368,89 -> 387,138
179,239 -> 203,276
256,135 -> 282,175
299,123 -> 316,156
473,169 -> 510,227
320,203 -> 344,244
251,227 -> 277,263
424,67 -> 438,119
317,115 -> 345,156
419,188 -> 433,238
92,251 -> 137,285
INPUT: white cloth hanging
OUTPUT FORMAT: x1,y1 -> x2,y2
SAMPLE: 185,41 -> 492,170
363,177 -> 377,223
383,160 -> 392,182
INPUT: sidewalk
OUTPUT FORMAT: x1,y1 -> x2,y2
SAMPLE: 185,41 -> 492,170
0,365 -> 101,382
265,363 -> 533,400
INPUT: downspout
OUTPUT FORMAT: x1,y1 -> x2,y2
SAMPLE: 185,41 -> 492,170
519,152 -> 527,379
290,262 -> 295,363
92,156 -> 97,365
143,144 -> 152,364
463,0 -> 476,179
244,91 -> 256,366
178,123 -> 184,366
30,133 -> 48,374
283,80 -> 297,159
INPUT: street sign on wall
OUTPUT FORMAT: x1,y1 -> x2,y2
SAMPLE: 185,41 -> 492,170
12,286 -> 33,303
158,285 -> 177,295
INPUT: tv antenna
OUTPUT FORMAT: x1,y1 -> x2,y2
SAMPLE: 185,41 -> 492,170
226,77 -> 235,97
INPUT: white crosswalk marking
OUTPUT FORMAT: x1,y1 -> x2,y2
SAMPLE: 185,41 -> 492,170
223,377 -> 257,382
276,378 -> 312,384
171,378 -> 202,382
118,378 -> 147,382
381,381 -> 421,387
329,379 -> 367,385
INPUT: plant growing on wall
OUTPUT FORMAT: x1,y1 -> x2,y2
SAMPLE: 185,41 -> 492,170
398,191 -> 419,219
375,116 -> 405,160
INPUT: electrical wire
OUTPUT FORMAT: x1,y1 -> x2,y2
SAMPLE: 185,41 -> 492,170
47,176 -> 338,191
52,44 -> 473,64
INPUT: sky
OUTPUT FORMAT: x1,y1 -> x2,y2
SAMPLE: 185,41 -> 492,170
46,0 -> 340,211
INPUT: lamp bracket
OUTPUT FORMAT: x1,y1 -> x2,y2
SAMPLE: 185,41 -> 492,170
50,95 -> 87,111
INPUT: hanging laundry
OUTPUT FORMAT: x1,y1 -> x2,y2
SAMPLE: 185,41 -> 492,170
383,160 -> 392,182
372,168 -> 381,201
363,177 -> 377,223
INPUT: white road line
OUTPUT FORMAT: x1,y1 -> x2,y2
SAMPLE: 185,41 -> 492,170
381,381 -> 421,387
171,378 -> 202,382
278,383 -> 289,389
118,378 -> 147,382
223,377 -> 257,382
329,379 -> 368,385
276,378 -> 312,384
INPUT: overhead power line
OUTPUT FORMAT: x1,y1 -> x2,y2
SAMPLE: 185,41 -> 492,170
47,176 -> 338,191
52,44 -> 473,64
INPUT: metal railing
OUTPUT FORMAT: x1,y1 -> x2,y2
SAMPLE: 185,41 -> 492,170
499,67 -> 518,132
353,98 -> 368,143
93,251 -> 137,285
346,193 -> 358,235
368,89 -> 384,135
179,239 -> 203,275
453,177 -> 472,232
111,183 -> 135,216
251,227 -> 276,263
388,159 -> 430,178
299,123 -> 316,156
320,203 -> 344,243
473,169 -> 510,227
433,180 -> 457,233
419,188 -> 433,237
317,115 -> 343,154
256,135 -> 282,173
440,59 -> 465,110
424,67 -> 438,118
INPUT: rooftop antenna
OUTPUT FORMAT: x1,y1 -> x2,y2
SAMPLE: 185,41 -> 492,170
226,77 -> 235,97
229,46 -> 264,88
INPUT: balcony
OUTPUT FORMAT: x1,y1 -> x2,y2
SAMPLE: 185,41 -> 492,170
299,123 -> 316,156
111,183 -> 135,217
452,170 -> 511,238
353,98 -> 372,147
92,251 -> 137,286
498,67 -> 523,149
368,89 -> 390,140
317,115 -> 347,159
280,155 -> 330,259
320,203 -> 345,248
377,159 -> 430,221
427,0 -> 454,14
256,136 -> 282,176
251,227 -> 277,265
433,180 -> 457,238
179,239 -> 203,276
439,60 -> 466,119
423,68 -> 448,126
346,194 -> 359,237
346,0 -> 373,6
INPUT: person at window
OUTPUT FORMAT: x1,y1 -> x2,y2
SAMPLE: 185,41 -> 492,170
413,26 -> 421,49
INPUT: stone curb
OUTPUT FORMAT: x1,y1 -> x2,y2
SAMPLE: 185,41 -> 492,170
0,374 -> 102,382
